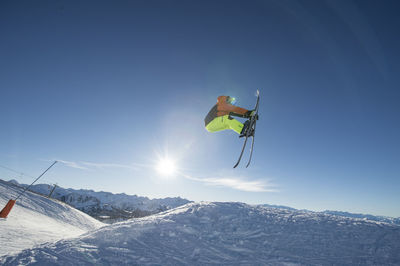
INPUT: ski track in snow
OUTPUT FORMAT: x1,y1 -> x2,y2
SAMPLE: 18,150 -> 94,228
0,180 -> 104,257
1,198 -> 400,265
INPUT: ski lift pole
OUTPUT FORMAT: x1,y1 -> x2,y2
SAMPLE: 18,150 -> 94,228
15,161 -> 58,201
48,184 -> 58,198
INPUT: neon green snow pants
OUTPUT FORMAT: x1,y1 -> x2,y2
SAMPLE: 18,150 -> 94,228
205,115 -> 244,134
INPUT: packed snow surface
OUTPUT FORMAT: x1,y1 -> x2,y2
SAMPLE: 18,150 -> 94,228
2,201 -> 400,265
0,180 -> 104,257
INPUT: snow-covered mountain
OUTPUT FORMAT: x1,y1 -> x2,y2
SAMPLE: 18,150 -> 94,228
7,179 -> 191,223
322,210 -> 400,226
261,204 -> 400,226
0,179 -> 103,257
2,201 -> 400,265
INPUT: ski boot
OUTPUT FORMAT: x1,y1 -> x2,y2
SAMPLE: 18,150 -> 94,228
239,120 -> 254,138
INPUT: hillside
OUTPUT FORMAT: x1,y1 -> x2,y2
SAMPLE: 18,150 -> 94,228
8,179 -> 191,223
2,202 -> 400,265
0,179 -> 104,257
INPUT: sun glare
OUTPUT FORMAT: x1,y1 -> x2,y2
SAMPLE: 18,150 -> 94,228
156,158 -> 177,176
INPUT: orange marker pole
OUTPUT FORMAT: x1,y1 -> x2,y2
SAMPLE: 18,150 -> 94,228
0,200 -> 16,218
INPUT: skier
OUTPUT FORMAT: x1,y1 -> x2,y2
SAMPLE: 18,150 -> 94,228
204,96 -> 255,137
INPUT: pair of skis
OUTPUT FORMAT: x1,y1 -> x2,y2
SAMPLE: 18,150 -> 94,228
234,90 -> 260,168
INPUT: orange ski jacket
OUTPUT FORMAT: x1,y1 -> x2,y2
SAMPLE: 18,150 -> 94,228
204,96 -> 249,126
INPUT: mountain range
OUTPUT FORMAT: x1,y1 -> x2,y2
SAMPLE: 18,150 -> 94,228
7,179 -> 191,223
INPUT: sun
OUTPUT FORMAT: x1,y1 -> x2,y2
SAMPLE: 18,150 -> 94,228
156,158 -> 177,176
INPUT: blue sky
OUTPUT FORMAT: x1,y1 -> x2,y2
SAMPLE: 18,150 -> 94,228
1,0 -> 399,217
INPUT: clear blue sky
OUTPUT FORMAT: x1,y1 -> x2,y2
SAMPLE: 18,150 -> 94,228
1,0 -> 399,217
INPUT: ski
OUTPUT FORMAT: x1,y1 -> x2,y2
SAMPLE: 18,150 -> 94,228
246,102 -> 259,168
233,132 -> 251,168
233,90 -> 260,168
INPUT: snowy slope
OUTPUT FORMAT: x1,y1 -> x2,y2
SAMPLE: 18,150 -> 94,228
0,179 -> 104,257
8,180 -> 191,222
2,202 -> 400,265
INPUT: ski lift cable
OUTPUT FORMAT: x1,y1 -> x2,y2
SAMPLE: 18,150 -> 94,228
0,164 -> 35,178
0,163 -> 57,185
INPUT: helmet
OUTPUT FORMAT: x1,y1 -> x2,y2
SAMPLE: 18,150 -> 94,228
227,96 -> 236,105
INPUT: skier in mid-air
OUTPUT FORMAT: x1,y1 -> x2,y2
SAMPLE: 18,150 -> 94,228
204,96 -> 255,137
205,91 -> 260,168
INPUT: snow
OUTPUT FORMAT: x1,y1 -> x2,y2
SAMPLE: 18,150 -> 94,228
1,201 -> 400,265
0,180 -> 104,257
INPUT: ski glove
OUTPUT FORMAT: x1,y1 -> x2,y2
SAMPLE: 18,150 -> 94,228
245,110 -> 256,118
